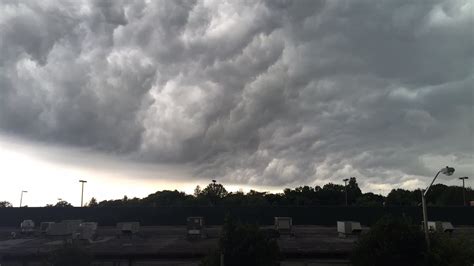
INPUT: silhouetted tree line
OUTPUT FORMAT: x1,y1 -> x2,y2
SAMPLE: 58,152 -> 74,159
0,178 -> 471,208
86,178 -> 472,208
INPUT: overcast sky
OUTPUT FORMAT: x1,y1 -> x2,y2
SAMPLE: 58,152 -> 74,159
0,0 -> 472,206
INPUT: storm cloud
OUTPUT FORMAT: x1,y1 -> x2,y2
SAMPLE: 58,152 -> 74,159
0,0 -> 472,190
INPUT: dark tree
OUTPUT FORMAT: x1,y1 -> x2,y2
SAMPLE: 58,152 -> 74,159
87,197 -> 98,207
245,190 -> 269,205
347,177 -> 362,205
201,216 -> 280,266
427,184 -> 472,206
318,183 -> 345,205
0,201 -> 13,208
386,188 -> 419,206
194,185 -> 202,197
427,232 -> 474,265
58,180 -> 471,208
352,215 -> 474,266
53,200 -> 73,208
356,192 -> 385,206
352,216 -> 427,266
141,190 -> 194,207
223,191 -> 247,205
201,182 -> 228,205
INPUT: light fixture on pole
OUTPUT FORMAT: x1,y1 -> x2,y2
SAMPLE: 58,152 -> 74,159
19,190 -> 28,208
458,177 -> 468,206
422,166 -> 455,249
79,180 -> 87,207
343,178 -> 349,206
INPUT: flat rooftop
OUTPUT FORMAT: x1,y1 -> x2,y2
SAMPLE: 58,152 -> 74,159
1,226 -> 473,266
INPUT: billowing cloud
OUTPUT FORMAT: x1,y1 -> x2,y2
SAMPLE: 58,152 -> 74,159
0,0 -> 472,190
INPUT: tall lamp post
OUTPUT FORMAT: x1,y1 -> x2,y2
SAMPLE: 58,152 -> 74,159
422,166 -> 455,249
19,190 -> 28,207
459,177 -> 469,206
343,178 -> 349,206
79,180 -> 87,207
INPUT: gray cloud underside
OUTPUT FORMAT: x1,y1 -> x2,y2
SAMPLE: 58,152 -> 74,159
0,0 -> 472,188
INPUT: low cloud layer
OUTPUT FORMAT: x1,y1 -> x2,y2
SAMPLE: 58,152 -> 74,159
1,0 -> 472,189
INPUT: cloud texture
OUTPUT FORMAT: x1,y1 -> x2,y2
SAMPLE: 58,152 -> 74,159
1,0 -> 472,189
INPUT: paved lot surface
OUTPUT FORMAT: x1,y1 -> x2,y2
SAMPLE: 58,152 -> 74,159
1,225 -> 473,265
0,226 -> 357,255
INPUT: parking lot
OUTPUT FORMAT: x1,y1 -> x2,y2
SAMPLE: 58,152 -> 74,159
1,225 -> 473,266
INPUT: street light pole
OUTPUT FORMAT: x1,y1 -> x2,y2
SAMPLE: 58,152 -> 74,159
459,177 -> 468,206
422,166 -> 455,249
79,180 -> 87,207
421,189 -> 429,248
19,190 -> 27,208
343,178 -> 349,206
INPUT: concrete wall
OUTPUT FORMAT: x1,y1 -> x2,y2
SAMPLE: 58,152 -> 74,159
0,206 -> 472,226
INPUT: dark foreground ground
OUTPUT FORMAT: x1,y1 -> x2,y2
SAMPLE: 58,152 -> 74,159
1,226 -> 473,266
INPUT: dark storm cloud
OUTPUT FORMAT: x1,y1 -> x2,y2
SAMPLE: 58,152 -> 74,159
0,0 -> 472,190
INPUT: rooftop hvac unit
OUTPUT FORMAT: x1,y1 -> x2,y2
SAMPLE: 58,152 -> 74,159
47,220 -> 82,236
117,222 -> 140,234
337,221 -> 362,237
74,222 -> 98,241
427,221 -> 454,233
40,222 -> 55,233
187,217 -> 205,239
274,217 -> 292,235
80,222 -> 98,231
20,220 -> 35,233
62,220 -> 83,229
47,223 -> 72,236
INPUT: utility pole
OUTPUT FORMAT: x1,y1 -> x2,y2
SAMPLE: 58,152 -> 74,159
19,190 -> 27,207
343,178 -> 349,206
79,180 -> 87,207
459,177 -> 469,206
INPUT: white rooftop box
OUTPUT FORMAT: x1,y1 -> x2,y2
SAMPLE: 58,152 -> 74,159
20,220 -> 35,233
274,217 -> 292,234
337,221 -> 362,237
75,222 -> 98,241
187,217 -> 205,238
61,220 -> 83,229
427,221 -> 454,233
80,222 -> 98,231
47,220 -> 83,236
47,223 -> 74,236
40,222 -> 55,233
117,222 -> 140,234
